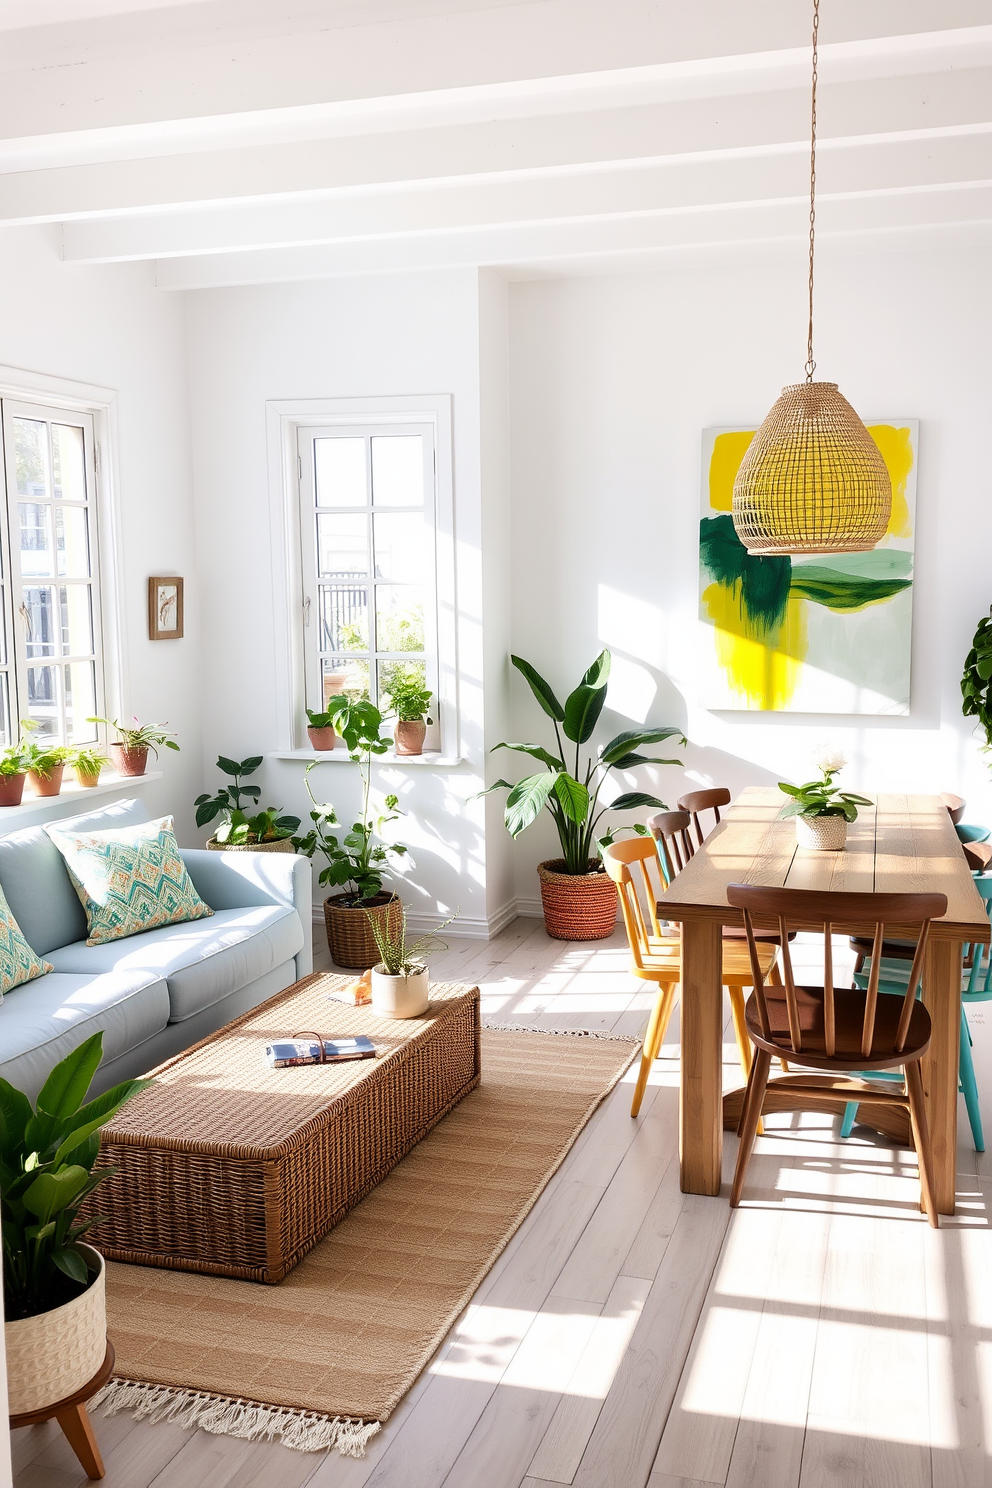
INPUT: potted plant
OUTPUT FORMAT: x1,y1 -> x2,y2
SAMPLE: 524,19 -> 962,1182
305,706 -> 339,752
365,905 -> 451,1019
0,738 -> 29,807
194,755 -> 300,852
778,750 -> 872,851
88,716 -> 180,777
963,607 -> 992,755
385,674 -> 434,757
293,697 -> 406,969
1,1033 -> 151,1417
68,746 -> 109,789
20,723 -> 71,799
484,650 -> 684,940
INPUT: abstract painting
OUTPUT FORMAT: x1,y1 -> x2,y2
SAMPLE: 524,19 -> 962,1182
698,420 -> 918,713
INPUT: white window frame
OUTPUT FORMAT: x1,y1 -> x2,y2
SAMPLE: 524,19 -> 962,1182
0,399 -> 106,746
266,395 -> 457,757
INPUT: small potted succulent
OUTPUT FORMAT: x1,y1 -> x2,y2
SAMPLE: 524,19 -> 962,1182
385,675 -> 434,757
69,746 -> 109,789
293,697 -> 406,969
88,716 -> 180,777
2,1033 -> 150,1418
195,755 -> 300,851
0,738 -> 29,807
305,705 -> 339,752
778,749 -> 872,851
366,905 -> 451,1019
21,723 -> 71,799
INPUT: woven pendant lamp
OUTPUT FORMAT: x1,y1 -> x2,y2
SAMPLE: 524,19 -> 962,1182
732,0 -> 891,556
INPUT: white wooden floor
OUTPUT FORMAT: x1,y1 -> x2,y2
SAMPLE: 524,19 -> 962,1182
13,918 -> 992,1488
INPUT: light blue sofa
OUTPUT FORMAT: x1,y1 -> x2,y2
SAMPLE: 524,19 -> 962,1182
0,797 -> 312,1100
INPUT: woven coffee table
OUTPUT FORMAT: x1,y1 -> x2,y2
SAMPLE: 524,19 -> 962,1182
91,973 -> 480,1283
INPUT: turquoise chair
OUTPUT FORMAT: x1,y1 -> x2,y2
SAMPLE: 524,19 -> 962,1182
840,873 -> 992,1150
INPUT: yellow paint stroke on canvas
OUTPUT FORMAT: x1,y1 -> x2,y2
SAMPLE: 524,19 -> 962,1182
867,424 -> 913,539
707,431 -> 755,512
701,581 -> 808,709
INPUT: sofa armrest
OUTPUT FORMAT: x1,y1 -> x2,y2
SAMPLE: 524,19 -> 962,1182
181,848 -> 312,920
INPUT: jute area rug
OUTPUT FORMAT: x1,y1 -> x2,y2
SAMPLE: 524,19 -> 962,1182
95,1026 -> 637,1458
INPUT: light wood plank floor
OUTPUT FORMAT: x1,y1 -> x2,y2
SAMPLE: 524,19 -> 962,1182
13,919 -> 992,1488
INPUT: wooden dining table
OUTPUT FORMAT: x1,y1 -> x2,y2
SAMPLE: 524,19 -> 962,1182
658,786 -> 991,1214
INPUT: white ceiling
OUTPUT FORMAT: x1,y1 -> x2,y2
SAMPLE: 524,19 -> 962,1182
0,0 -> 988,286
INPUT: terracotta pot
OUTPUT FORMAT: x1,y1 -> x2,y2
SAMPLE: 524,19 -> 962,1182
537,859 -> 619,941
4,1245 -> 106,1416
206,835 -> 295,853
0,772 -> 26,807
29,764 -> 64,798
324,890 -> 402,971
371,963 -> 430,1018
307,725 -> 337,752
110,743 -> 148,777
796,814 -> 847,851
74,767 -> 101,789
394,719 -> 427,756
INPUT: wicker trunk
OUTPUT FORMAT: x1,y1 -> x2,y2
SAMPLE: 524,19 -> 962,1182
537,859 -> 619,941
324,890 -> 402,970
89,977 -> 481,1283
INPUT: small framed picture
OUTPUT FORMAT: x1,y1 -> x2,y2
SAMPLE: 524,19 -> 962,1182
148,577 -> 184,640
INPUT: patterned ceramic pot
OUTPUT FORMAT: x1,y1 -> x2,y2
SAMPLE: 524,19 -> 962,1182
29,765 -> 64,799
394,720 -> 427,756
796,814 -> 848,851
5,1246 -> 106,1416
307,725 -> 336,752
110,743 -> 148,777
537,859 -> 619,940
0,772 -> 26,807
371,963 -> 430,1018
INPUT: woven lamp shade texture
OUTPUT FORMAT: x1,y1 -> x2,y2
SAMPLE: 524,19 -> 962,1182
732,382 -> 892,555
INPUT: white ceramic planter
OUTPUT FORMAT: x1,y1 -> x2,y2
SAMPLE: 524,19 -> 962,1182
5,1245 -> 106,1415
796,814 -> 848,852
371,963 -> 430,1019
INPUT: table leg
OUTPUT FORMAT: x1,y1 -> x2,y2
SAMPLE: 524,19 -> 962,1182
54,1402 -> 105,1480
922,937 -> 962,1216
679,918 -> 724,1196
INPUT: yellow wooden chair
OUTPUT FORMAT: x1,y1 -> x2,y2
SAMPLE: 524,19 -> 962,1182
603,836 -> 781,1117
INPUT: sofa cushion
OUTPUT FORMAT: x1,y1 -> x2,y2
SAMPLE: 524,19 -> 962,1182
46,905 -> 304,1023
0,969 -> 170,1102
0,882 -> 52,994
0,798 -> 150,956
45,815 -> 213,946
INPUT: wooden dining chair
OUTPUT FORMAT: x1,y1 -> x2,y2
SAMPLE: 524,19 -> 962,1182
725,882 -> 948,1226
677,787 -> 732,849
603,838 -> 780,1118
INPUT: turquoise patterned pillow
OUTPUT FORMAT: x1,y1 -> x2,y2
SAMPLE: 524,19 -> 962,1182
45,815 -> 213,947
0,883 -> 51,995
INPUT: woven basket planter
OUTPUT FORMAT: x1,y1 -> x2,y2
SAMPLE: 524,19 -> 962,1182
795,814 -> 848,852
537,859 -> 619,941
4,1246 -> 106,1416
324,890 -> 402,970
206,836 -> 295,854
110,743 -> 148,777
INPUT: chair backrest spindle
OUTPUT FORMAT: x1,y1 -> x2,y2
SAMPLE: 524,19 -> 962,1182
677,788 -> 732,849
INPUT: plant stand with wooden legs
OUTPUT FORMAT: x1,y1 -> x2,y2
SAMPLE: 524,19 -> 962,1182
9,1343 -> 115,1480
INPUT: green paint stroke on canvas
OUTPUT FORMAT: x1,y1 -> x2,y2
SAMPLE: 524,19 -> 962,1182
699,516 -> 792,633
789,567 -> 912,612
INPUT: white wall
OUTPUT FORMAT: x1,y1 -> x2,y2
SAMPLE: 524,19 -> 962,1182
185,268 -> 514,933
0,224 -> 201,836
507,238 -> 992,901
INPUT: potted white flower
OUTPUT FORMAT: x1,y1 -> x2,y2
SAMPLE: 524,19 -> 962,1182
778,749 -> 872,851
2,1034 -> 150,1417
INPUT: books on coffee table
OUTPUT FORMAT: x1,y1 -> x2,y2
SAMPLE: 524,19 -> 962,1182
265,1035 -> 376,1069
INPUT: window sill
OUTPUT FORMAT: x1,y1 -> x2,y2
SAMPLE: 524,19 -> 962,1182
268,750 -> 463,767
0,770 -> 164,828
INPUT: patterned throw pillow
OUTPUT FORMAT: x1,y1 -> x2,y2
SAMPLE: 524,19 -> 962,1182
0,883 -> 52,996
45,815 -> 214,947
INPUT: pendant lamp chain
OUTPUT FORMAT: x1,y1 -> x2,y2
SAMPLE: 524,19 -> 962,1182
805,0 -> 819,381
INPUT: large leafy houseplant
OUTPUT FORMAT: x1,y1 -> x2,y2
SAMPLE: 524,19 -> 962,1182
1,1033 -> 150,1321
962,607 -> 992,752
485,650 -> 685,875
194,755 -> 300,846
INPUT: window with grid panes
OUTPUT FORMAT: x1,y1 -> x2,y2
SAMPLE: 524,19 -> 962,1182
298,424 -> 437,733
0,400 -> 103,747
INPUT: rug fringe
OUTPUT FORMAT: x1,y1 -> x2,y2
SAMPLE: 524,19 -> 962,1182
91,1378 -> 380,1457
483,1019 -> 637,1043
